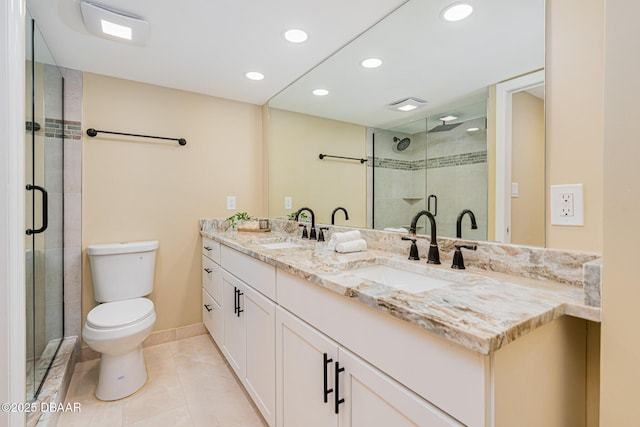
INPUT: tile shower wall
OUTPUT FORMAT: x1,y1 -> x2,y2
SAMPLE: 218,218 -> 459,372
370,129 -> 427,230
61,67 -> 82,341
370,118 -> 487,240
426,117 -> 487,240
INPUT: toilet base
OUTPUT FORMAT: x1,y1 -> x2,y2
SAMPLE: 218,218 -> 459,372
95,344 -> 147,401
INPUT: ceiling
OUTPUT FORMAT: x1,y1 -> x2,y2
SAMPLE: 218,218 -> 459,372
269,0 -> 545,131
26,0 -> 407,105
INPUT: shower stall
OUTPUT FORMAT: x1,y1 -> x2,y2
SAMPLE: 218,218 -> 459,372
25,12 -> 65,402
372,101 -> 488,240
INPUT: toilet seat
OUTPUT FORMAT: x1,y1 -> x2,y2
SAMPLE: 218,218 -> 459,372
87,298 -> 154,330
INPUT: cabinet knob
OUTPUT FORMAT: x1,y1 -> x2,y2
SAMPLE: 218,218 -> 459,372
204,268 -> 212,273
204,304 -> 212,312
204,246 -> 212,251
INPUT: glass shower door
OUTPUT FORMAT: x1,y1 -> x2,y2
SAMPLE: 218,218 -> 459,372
25,13 -> 64,402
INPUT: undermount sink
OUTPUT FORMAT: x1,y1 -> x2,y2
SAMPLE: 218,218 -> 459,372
350,264 -> 454,293
259,241 -> 303,250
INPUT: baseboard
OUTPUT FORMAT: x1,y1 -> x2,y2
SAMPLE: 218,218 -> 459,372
78,323 -> 207,362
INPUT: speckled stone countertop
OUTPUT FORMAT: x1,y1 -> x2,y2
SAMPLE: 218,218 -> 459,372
200,226 -> 601,355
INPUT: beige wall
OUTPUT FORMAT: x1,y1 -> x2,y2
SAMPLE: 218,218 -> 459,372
82,73 -> 264,332
545,0 -> 604,253
546,1 -> 605,425
600,0 -> 640,423
487,86 -> 496,241
268,108 -> 367,226
511,91 -> 545,247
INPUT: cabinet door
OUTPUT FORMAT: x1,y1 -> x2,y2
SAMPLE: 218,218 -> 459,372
276,307 -> 339,427
222,272 -> 246,377
202,288 -> 223,346
244,284 -> 276,426
338,348 -> 464,427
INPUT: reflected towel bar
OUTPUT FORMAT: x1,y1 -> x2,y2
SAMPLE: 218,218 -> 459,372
86,128 -> 187,146
319,154 -> 367,164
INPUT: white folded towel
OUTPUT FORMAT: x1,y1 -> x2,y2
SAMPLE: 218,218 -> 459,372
327,230 -> 361,250
384,227 -> 409,233
335,239 -> 368,253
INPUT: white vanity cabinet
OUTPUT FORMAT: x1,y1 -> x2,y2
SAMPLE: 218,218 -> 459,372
202,237 -> 587,427
220,246 -> 277,427
275,307 -> 463,427
201,237 -> 223,345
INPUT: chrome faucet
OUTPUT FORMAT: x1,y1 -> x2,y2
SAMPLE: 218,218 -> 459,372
409,210 -> 440,264
295,207 -> 316,239
331,207 -> 349,225
456,209 -> 478,239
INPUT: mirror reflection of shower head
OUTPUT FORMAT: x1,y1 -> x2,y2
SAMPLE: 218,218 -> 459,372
428,121 -> 463,133
393,136 -> 411,151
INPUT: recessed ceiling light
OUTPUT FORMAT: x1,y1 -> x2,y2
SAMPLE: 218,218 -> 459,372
101,19 -> 132,40
245,72 -> 265,81
80,1 -> 149,45
441,3 -> 474,22
466,127 -> 480,132
398,105 -> 417,112
439,115 -> 458,121
284,29 -> 308,43
361,58 -> 383,69
312,89 -> 329,96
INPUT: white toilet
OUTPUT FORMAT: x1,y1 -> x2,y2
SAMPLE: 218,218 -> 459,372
83,240 -> 159,401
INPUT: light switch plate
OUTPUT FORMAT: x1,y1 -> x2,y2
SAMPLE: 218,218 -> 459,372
550,184 -> 583,226
511,182 -> 519,198
226,196 -> 236,210
284,196 -> 292,210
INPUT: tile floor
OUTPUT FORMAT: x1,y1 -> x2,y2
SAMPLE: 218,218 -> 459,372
57,334 -> 267,426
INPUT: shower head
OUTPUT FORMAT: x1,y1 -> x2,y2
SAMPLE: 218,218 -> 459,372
428,121 -> 463,133
393,136 -> 411,151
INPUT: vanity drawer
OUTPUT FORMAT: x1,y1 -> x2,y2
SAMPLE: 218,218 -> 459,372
202,288 -> 223,346
220,245 -> 276,301
202,255 -> 223,305
202,237 -> 221,263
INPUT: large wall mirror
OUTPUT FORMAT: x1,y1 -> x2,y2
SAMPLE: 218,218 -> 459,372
268,0 -> 545,246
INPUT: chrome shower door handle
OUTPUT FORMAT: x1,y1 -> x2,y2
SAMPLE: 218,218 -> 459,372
26,184 -> 48,235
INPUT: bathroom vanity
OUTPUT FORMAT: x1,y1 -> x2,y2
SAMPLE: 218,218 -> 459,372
200,222 -> 600,427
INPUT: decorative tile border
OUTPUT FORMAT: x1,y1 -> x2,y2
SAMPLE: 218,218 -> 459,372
44,118 -> 82,140
368,150 -> 487,171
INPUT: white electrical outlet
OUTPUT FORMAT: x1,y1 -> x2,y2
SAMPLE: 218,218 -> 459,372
551,184 -> 583,226
284,196 -> 292,210
560,193 -> 574,216
226,196 -> 236,210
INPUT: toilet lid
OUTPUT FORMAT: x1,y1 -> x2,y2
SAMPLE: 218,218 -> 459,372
87,298 -> 155,329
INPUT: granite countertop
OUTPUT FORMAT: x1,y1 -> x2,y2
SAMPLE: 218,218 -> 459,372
201,229 -> 601,355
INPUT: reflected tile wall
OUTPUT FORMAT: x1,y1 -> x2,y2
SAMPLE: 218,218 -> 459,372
61,67 -> 82,340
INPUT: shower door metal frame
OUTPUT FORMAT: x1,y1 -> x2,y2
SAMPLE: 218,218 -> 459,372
25,14 -> 65,402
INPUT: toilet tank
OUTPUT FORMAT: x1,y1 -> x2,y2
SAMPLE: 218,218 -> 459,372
87,240 -> 159,303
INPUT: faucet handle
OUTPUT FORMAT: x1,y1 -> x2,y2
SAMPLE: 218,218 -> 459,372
401,236 -> 420,260
318,227 -> 329,242
451,244 -> 477,269
299,224 -> 309,239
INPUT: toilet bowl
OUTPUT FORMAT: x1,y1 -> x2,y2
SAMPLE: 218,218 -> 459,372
83,241 -> 159,401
